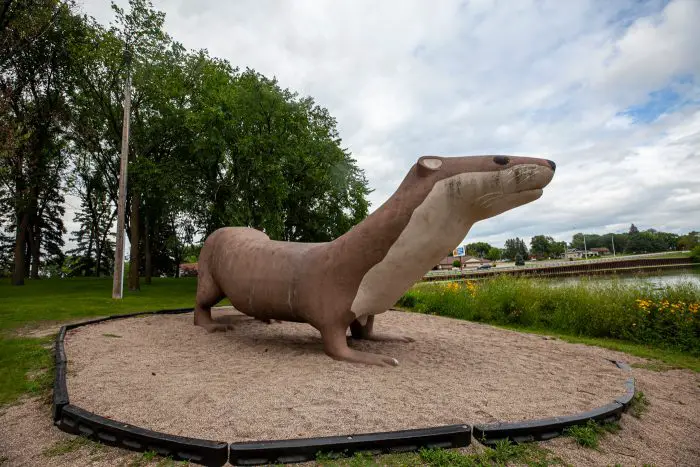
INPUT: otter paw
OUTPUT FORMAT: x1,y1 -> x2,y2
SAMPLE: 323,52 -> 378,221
382,356 -> 400,366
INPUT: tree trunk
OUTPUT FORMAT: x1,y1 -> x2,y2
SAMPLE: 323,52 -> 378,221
86,232 -> 94,276
128,191 -> 140,291
24,232 -> 31,277
144,218 -> 152,285
30,223 -> 41,279
11,212 -> 29,285
95,245 -> 102,277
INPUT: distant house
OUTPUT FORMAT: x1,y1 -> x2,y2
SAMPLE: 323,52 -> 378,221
436,256 -> 461,270
462,256 -> 486,268
590,247 -> 610,255
565,249 -> 583,259
179,262 -> 198,277
565,248 -> 600,259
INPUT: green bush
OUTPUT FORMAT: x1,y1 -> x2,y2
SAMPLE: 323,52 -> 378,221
690,245 -> 700,263
399,275 -> 700,354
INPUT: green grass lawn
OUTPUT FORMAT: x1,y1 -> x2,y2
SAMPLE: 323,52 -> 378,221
0,277 -> 202,332
0,276 -> 208,406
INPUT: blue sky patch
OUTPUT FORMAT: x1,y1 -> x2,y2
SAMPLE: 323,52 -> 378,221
619,76 -> 696,123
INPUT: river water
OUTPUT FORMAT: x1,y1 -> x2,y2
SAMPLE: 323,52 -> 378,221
548,267 -> 700,289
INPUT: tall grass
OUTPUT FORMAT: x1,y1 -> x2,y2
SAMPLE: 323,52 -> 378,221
398,275 -> 700,355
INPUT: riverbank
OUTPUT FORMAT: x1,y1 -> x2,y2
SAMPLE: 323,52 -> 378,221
424,255 -> 695,281
399,274 -> 700,368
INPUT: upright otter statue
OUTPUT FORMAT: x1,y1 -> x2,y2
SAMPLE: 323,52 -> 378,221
195,155 -> 556,366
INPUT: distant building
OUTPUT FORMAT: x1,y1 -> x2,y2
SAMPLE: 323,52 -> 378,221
590,247 -> 611,255
435,255 -> 488,270
436,256 -> 461,270
565,248 -> 600,259
179,262 -> 198,276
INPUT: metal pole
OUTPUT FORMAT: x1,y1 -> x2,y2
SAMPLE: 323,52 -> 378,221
112,58 -> 132,299
611,234 -> 616,257
583,234 -> 588,259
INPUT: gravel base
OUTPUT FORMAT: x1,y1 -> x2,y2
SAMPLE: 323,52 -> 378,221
2,309 -> 699,466
63,307 -> 629,442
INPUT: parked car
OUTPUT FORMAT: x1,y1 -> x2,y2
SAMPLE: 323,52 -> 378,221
477,264 -> 492,270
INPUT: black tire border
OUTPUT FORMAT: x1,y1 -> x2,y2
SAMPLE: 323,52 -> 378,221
472,359 -> 636,445
229,424 -> 471,466
52,309 -> 635,465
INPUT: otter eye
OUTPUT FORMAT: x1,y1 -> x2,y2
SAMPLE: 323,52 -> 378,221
493,156 -> 510,165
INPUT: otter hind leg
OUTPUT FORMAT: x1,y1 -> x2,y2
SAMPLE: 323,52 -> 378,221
194,268 -> 229,333
349,315 -> 415,343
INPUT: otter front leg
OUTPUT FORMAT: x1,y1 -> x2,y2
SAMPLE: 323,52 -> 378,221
349,315 -> 415,343
321,324 -> 399,367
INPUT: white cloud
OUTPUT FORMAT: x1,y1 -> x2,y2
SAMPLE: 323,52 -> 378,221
72,0 -> 700,250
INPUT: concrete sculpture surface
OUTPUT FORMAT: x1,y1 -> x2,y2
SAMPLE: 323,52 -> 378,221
194,155 -> 556,366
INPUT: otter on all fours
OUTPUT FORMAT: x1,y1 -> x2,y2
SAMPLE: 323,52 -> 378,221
194,154 -> 556,367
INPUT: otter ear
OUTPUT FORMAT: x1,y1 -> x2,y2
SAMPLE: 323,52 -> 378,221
417,156 -> 442,176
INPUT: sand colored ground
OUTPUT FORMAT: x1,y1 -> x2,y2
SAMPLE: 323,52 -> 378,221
62,308 -> 630,442
1,308 -> 699,466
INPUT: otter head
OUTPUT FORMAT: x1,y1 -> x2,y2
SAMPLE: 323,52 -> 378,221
414,154 -> 555,223
345,155 -> 556,323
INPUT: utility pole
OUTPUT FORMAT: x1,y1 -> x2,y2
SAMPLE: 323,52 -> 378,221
583,234 -> 588,259
611,234 -> 616,257
112,49 -> 132,299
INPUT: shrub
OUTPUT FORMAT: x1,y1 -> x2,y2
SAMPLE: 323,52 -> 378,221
452,260 -> 461,268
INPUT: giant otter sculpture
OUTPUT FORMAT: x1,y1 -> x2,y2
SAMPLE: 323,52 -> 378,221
195,155 -> 556,366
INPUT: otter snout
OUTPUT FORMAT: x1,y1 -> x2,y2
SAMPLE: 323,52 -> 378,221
500,162 -> 554,195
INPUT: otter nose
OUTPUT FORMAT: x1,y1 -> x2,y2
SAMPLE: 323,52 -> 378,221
546,159 -> 556,171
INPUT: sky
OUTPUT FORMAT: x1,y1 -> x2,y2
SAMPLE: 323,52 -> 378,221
71,0 -> 700,250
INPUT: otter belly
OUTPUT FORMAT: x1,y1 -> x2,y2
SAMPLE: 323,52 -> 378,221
208,231 -> 311,322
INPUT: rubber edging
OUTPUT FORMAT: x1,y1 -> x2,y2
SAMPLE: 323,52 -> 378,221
52,325 -> 69,422
62,307 -> 194,331
56,404 -> 228,466
229,424 -> 471,466
473,402 -> 625,445
473,359 -> 635,445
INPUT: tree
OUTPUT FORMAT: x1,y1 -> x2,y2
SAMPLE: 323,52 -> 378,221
624,229 -> 678,254
3,0 -> 373,285
67,0 -> 182,290
690,245 -> 700,263
66,154 -> 116,276
530,235 -> 555,259
549,241 -> 566,258
178,61 -> 370,243
503,237 -> 528,261
678,231 -> 699,250
465,242 -> 492,258
486,247 -> 501,261
1,0 -> 82,284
